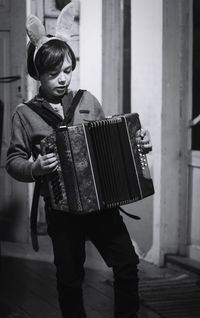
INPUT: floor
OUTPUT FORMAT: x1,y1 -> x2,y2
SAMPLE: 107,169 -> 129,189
0,237 -> 200,318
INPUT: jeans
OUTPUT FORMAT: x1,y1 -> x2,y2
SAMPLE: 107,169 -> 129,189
46,208 -> 139,318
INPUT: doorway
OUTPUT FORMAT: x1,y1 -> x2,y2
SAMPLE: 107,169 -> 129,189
187,0 -> 200,262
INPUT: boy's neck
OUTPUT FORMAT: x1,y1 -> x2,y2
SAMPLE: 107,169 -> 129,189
39,87 -> 66,104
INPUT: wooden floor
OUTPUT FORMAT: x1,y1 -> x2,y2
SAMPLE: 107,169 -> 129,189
1,238 -> 200,318
0,255 -> 116,318
0,238 -> 158,318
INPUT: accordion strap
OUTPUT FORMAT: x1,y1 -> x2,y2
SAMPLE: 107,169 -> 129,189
25,89 -> 85,129
29,89 -> 85,251
118,207 -> 141,220
30,178 -> 41,252
64,89 -> 85,125
24,101 -> 62,129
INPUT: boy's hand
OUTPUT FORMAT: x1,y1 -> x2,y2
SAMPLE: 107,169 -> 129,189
32,153 -> 58,177
136,129 -> 152,154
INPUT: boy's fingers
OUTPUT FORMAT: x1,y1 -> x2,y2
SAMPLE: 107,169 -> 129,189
46,157 -> 57,164
47,161 -> 58,173
45,152 -> 56,157
44,153 -> 57,160
48,161 -> 58,168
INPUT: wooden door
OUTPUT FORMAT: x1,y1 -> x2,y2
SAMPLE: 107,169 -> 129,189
0,0 -> 29,242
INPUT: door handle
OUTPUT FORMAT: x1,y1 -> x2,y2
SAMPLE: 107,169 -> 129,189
189,114 -> 200,127
0,76 -> 21,83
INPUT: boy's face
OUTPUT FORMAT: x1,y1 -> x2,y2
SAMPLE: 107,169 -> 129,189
39,55 -> 72,101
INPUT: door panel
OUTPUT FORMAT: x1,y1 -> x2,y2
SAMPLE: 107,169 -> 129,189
0,31 -> 11,167
0,0 -> 29,242
0,6 -> 13,241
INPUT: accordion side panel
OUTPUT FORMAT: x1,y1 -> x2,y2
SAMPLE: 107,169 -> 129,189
56,129 -> 83,213
124,113 -> 154,199
115,119 -> 142,202
40,133 -> 69,211
67,125 -> 100,213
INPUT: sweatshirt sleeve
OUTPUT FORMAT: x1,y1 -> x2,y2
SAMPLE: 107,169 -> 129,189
6,110 -> 35,182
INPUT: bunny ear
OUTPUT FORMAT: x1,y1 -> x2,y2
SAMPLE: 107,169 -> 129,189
55,2 -> 75,41
26,14 -> 46,46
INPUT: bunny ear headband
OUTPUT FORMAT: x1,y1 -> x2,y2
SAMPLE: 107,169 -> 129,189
26,2 -> 75,59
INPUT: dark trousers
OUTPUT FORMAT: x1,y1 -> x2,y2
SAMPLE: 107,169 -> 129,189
46,208 -> 139,318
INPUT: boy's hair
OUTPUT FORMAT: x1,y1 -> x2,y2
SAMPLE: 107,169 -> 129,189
27,37 -> 76,79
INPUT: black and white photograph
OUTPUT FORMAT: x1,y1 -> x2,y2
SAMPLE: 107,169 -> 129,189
0,0 -> 200,317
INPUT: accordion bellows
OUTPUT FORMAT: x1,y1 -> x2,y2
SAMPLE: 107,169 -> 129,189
40,113 -> 154,213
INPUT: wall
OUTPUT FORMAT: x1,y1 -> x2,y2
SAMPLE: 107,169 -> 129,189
130,0 -> 190,265
160,0 -> 186,261
129,0 -> 163,263
79,0 -> 102,103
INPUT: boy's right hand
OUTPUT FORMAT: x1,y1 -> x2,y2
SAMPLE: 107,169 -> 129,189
32,153 -> 58,177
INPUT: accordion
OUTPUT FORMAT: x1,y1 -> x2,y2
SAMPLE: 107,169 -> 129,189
40,113 -> 154,213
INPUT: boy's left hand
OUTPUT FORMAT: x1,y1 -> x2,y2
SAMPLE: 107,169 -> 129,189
136,129 -> 152,154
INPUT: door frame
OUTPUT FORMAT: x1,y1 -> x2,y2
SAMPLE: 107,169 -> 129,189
186,0 -> 200,261
177,0 -> 193,256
